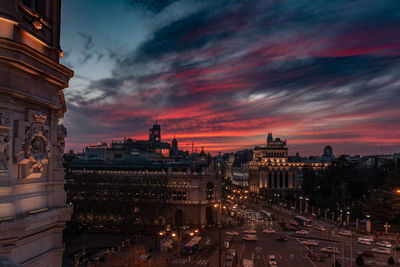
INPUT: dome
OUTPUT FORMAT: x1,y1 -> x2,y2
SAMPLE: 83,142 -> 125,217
323,145 -> 333,157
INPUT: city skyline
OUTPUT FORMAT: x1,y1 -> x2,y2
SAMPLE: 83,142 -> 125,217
60,0 -> 400,155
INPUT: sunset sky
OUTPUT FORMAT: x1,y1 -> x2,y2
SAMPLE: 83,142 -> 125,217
60,0 -> 400,156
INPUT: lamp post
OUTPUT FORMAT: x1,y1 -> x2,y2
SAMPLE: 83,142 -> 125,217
366,215 -> 371,233
214,200 -> 222,267
346,211 -> 350,228
171,229 -> 182,257
305,197 -> 309,214
299,196 -> 303,214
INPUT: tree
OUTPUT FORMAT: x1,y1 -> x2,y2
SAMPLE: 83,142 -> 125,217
388,256 -> 395,265
356,255 -> 364,266
361,169 -> 400,221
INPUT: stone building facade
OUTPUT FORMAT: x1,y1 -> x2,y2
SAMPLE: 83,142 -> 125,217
0,0 -> 73,266
248,133 -> 329,194
64,155 -> 222,229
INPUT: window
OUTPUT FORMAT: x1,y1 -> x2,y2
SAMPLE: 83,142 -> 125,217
23,0 -> 46,17
206,182 -> 214,200
171,191 -> 186,200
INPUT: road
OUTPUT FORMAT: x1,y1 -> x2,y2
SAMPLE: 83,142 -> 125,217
240,220 -> 315,267
168,199 -> 397,267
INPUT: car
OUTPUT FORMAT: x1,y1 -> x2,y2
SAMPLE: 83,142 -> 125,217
376,241 -> 392,248
360,236 -> 374,242
357,239 -> 372,245
321,247 -> 340,254
308,252 -> 328,262
315,225 -> 326,231
302,240 -> 319,247
295,230 -> 309,235
268,254 -> 277,266
242,234 -> 257,241
244,229 -> 257,234
228,248 -> 237,257
242,259 -> 254,267
371,247 -> 391,254
226,231 -> 239,236
225,254 -> 235,267
263,229 -> 276,234
276,236 -> 288,241
338,230 -> 351,236
357,251 -> 375,257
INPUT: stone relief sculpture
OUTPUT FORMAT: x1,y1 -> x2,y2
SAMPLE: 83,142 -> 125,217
0,112 -> 10,127
56,124 -> 67,169
0,135 -> 9,173
0,112 -> 10,174
25,114 -> 49,172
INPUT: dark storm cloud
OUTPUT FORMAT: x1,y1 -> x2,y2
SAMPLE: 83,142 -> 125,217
125,0 -> 181,14
64,0 -> 400,154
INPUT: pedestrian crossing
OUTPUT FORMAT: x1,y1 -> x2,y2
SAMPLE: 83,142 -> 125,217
171,258 -> 209,265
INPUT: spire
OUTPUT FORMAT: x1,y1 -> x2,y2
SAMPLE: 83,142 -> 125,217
155,113 -> 158,125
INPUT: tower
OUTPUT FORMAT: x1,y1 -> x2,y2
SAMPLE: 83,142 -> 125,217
148,115 -> 161,143
148,123 -> 161,142
0,1 -> 73,266
171,136 -> 178,157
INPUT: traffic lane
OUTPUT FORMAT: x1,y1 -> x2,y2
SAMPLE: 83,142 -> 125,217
240,219 -> 315,267
238,201 -> 395,266
297,235 -> 392,266
256,216 -> 316,266
257,232 -> 315,267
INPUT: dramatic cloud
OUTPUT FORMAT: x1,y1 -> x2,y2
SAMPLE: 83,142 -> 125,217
61,0 -> 400,155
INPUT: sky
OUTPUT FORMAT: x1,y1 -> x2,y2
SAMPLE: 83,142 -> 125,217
60,0 -> 400,156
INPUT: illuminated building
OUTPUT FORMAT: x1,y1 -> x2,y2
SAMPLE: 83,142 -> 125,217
0,0 -> 73,266
248,133 -> 329,194
64,151 -> 222,229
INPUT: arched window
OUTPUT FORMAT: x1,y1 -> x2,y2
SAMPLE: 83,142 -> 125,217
206,182 -> 214,200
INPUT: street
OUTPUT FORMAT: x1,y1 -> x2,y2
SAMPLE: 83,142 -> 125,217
167,198 -> 398,267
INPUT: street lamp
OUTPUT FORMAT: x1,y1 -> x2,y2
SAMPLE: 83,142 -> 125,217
171,231 -> 183,257
299,196 -> 303,214
366,215 -> 371,233
214,200 -> 222,267
305,197 -> 309,214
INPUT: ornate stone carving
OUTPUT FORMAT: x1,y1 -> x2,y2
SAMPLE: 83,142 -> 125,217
55,124 -> 67,169
25,114 -> 49,172
0,112 -> 10,127
0,112 -> 10,174
0,135 -> 9,174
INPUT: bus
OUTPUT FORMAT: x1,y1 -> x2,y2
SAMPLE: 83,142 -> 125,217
182,236 -> 202,255
260,210 -> 272,219
294,215 -> 312,226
